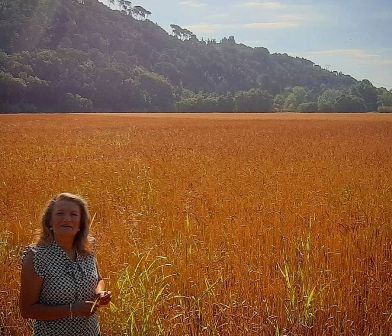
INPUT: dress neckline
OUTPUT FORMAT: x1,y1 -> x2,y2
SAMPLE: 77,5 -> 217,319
51,240 -> 80,262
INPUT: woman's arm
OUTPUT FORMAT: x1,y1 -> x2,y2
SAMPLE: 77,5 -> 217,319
95,276 -> 105,294
95,260 -> 111,306
20,250 -> 96,320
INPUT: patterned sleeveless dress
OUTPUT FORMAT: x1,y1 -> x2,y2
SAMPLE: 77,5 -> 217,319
22,241 -> 101,336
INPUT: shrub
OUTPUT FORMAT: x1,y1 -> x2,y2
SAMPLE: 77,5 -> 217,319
378,106 -> 392,112
297,102 -> 318,113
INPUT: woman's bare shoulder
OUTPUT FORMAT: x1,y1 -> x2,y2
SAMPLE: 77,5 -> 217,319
21,246 -> 36,270
21,244 -> 48,277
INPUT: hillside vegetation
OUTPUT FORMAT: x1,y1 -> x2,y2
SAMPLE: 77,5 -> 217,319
0,0 -> 391,112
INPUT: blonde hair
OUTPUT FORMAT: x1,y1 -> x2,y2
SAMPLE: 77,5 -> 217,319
37,192 -> 94,256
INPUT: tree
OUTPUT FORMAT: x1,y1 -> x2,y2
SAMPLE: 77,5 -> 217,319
64,93 -> 92,112
283,86 -> 307,111
117,0 -> 133,15
181,28 -> 197,40
351,79 -> 378,111
93,66 -> 127,110
235,88 -> 273,112
132,5 -> 151,20
23,74 -> 49,107
317,89 -> 341,112
170,24 -> 182,39
175,91 -> 235,112
378,89 -> 392,107
134,69 -> 174,111
253,47 -> 270,59
221,36 -> 236,45
170,24 -> 196,40
0,71 -> 26,105
334,94 -> 366,112
297,102 -> 318,112
273,94 -> 286,112
216,94 -> 234,112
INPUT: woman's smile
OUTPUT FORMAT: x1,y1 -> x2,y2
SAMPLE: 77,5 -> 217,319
51,200 -> 81,237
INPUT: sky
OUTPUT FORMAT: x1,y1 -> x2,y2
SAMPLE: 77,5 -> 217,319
100,0 -> 392,89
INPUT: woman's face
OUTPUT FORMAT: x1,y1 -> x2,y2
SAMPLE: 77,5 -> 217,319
50,200 -> 81,239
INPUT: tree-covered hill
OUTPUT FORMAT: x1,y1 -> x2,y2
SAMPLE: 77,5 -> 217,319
1,0 -> 391,112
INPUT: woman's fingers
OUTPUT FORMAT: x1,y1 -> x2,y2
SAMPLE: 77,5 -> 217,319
89,297 -> 100,313
97,291 -> 112,305
74,301 -> 99,317
85,300 -> 99,314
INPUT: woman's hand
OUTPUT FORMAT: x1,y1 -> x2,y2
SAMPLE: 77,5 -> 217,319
72,300 -> 100,317
95,290 -> 112,306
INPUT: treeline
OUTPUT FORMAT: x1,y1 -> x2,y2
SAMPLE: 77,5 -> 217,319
273,83 -> 392,113
0,49 -> 175,112
177,84 -> 392,113
0,47 -> 273,113
176,89 -> 272,113
2,46 -> 391,113
0,0 -> 391,113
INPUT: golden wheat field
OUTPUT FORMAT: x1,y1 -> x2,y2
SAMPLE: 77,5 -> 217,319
0,113 -> 391,336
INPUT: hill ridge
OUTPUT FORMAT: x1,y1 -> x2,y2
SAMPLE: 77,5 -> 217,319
0,0 -> 390,112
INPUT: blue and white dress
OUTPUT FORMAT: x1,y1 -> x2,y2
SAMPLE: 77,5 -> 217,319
22,241 -> 100,336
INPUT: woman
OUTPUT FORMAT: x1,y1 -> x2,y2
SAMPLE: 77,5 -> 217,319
20,193 -> 111,336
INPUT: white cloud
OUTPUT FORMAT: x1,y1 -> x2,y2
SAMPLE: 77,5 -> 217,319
295,48 -> 392,88
185,23 -> 232,34
237,1 -> 287,9
186,19 -> 302,34
243,39 -> 267,46
243,21 -> 299,29
277,14 -> 318,23
304,49 -> 392,65
230,3 -> 320,29
178,0 -> 207,8
184,6 -> 315,33
206,13 -> 230,20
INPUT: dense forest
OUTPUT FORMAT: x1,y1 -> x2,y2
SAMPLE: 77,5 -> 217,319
0,0 -> 391,112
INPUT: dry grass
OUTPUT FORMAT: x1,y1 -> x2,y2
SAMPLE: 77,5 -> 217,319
0,113 -> 391,335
